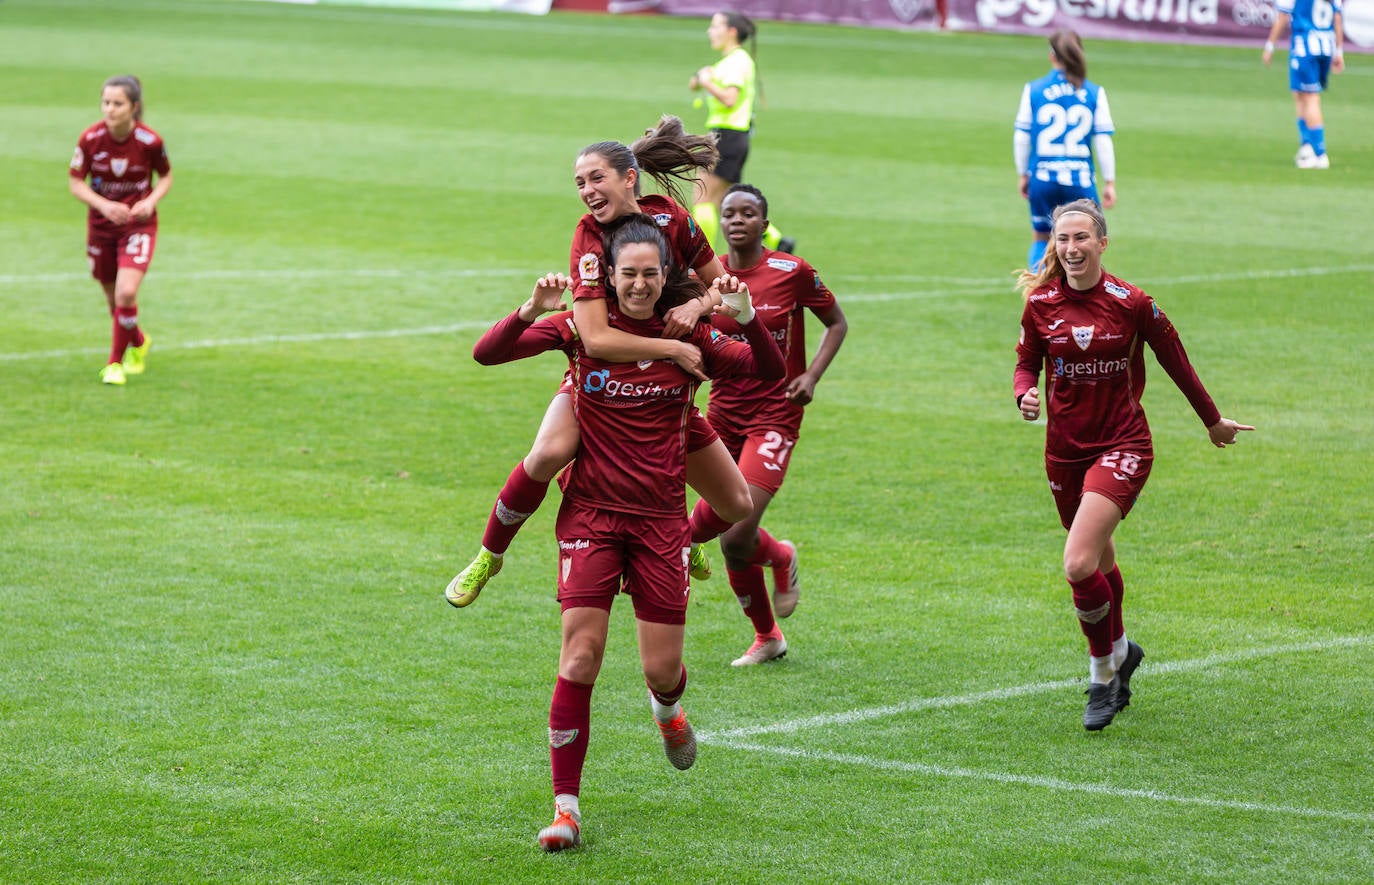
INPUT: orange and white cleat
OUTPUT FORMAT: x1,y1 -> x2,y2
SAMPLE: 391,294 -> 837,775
538,807 -> 581,853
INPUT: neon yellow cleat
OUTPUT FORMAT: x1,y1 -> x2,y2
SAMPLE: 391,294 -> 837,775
445,549 -> 503,608
688,543 -> 711,581
99,362 -> 126,386
123,334 -> 151,375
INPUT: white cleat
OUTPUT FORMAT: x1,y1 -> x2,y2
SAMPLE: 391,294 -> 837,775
731,631 -> 788,666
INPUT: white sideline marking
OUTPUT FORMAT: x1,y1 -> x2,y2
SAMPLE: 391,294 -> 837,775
702,634 -> 1373,740
715,741 -> 1374,823
3,262 -> 1368,361
699,635 -> 1374,823
0,321 -> 500,363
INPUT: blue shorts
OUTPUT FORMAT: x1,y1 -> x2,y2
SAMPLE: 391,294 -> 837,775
1027,179 -> 1099,234
1290,54 -> 1332,93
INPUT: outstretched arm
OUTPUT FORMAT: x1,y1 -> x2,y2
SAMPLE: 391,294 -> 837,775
473,273 -> 574,365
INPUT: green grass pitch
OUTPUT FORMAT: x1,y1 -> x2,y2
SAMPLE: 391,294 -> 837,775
2,1 -> 1371,881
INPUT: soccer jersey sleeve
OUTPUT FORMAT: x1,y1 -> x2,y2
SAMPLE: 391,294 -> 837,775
473,310 -> 575,365
1014,83 -> 1033,133
1139,296 -> 1222,428
1093,88 -> 1115,136
1013,305 -> 1045,399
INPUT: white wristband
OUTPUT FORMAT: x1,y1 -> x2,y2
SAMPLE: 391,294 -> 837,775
1264,41 -> 1275,52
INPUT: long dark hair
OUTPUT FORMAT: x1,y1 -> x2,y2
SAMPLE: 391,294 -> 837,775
607,215 -> 708,317
1049,30 -> 1087,89
579,115 -> 718,210
720,10 -> 763,105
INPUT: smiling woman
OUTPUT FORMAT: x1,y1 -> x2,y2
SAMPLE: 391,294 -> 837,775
444,115 -> 758,611
464,218 -> 783,851
67,74 -> 173,386
1013,198 -> 1254,732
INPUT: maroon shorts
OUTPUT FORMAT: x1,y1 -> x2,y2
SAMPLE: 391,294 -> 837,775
714,425 -> 798,496
686,408 -> 718,455
555,498 -> 691,625
1046,449 -> 1153,530
87,221 -> 158,284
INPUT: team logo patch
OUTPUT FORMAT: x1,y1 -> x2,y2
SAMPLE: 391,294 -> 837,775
1072,325 -> 1094,351
1104,281 -> 1130,299
111,158 -> 128,177
578,252 -> 600,285
653,213 -> 671,227
766,257 -> 799,272
70,147 -> 84,170
549,727 -> 580,749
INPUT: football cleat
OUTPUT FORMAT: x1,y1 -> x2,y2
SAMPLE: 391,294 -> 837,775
99,362 -> 126,386
537,808 -> 581,852
1083,679 -> 1120,731
445,549 -> 502,608
771,540 -> 800,618
1114,641 -> 1145,711
654,705 -> 697,771
731,630 -> 787,667
122,334 -> 151,375
688,543 -> 711,581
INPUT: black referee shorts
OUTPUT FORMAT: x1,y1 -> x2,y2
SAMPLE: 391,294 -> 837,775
711,128 -> 751,183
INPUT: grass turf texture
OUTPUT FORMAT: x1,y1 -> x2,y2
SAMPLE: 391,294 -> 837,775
2,1 -> 1372,881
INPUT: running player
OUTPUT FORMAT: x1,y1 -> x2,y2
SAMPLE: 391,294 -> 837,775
1013,199 -> 1254,731
1014,30 -> 1115,271
469,217 -> 784,851
689,10 -> 793,254
68,75 -> 173,386
446,116 -> 753,608
688,184 -> 847,666
1262,0 -> 1344,168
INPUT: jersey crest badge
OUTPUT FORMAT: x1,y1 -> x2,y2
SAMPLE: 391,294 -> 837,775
1104,281 -> 1130,299
767,257 -> 799,272
578,252 -> 600,286
653,213 -> 672,227
111,158 -> 128,177
1072,325 -> 1095,351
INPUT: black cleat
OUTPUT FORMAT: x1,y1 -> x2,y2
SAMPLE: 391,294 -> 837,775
1114,641 -> 1145,711
1083,679 -> 1120,731
777,236 -> 797,254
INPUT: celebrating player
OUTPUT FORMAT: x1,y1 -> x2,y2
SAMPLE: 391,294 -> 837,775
469,217 -> 784,852
687,184 -> 847,665
446,115 -> 755,609
1013,199 -> 1253,731
1013,30 -> 1115,271
1262,0 -> 1344,168
68,75 -> 173,386
688,10 -> 793,254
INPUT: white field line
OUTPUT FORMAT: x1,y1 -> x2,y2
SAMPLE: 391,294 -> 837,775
696,635 -> 1374,823
3,263 -> 1369,361
701,634 -> 1374,741
715,740 -> 1374,823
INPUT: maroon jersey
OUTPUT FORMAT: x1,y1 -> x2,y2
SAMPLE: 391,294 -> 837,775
69,122 -> 170,235
472,301 -> 782,517
1014,272 -> 1222,465
568,195 -> 716,303
709,248 -> 837,435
